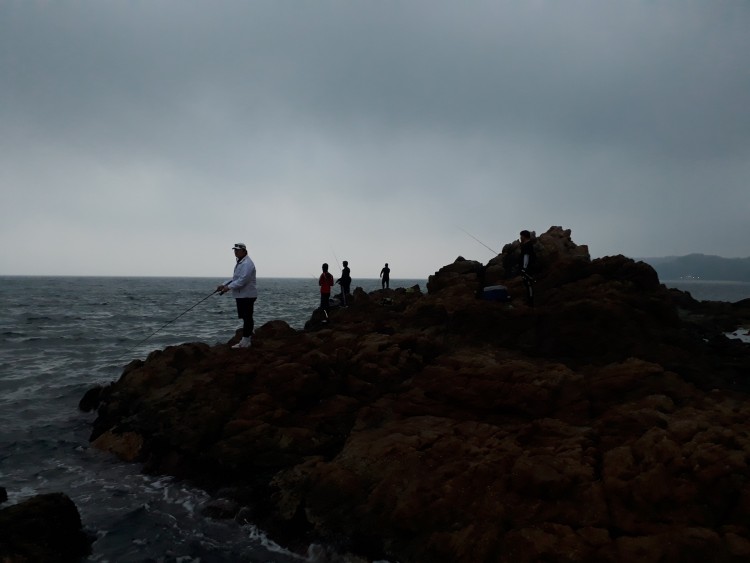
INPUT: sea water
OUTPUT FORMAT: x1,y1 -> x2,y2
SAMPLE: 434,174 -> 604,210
662,279 -> 750,304
662,279 -> 750,343
0,276 -> 424,562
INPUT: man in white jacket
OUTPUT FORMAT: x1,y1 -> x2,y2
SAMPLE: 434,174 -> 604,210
217,243 -> 257,348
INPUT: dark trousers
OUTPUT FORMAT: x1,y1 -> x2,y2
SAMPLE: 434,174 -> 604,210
341,282 -> 351,305
521,276 -> 534,307
320,293 -> 330,312
236,297 -> 256,337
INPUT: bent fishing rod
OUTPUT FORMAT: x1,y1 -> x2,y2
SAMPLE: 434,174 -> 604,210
457,227 -> 498,255
118,289 -> 219,360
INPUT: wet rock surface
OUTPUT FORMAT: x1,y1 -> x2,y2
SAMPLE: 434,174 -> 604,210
0,492 -> 92,562
83,227 -> 750,562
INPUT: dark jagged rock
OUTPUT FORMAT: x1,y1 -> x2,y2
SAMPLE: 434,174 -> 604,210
82,227 -> 750,562
0,492 -> 92,561
79,384 -> 106,412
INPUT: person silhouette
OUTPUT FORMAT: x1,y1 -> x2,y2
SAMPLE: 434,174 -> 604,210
518,230 -> 536,307
336,260 -> 351,306
380,263 -> 390,289
319,262 -> 335,318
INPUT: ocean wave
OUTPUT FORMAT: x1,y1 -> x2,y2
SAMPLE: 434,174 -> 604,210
1,331 -> 27,337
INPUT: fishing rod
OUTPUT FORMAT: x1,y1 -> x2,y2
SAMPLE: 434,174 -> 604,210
331,248 -> 342,271
118,289 -> 219,360
457,227 -> 499,255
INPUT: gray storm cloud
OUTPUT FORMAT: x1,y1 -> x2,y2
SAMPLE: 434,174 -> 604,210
1,1 -> 748,277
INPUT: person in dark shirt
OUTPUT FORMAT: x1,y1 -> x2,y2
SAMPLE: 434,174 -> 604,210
380,263 -> 390,289
336,260 -> 351,306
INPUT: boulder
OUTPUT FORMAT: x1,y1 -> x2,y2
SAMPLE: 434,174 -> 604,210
0,493 -> 92,561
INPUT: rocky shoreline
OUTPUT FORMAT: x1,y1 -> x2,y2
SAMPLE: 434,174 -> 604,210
77,227 -> 750,562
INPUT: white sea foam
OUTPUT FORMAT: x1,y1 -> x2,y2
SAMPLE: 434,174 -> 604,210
725,328 -> 750,344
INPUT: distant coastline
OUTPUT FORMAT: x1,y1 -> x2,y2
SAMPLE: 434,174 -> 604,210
638,254 -> 750,283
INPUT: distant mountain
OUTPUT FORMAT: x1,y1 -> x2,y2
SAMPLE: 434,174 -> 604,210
637,254 -> 750,282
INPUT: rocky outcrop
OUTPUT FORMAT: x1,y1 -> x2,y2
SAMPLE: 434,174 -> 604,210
82,227 -> 750,562
0,492 -> 92,562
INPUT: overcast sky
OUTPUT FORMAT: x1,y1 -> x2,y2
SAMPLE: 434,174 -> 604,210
1,1 -> 748,279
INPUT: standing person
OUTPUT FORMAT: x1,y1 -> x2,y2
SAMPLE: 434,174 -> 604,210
518,230 -> 536,307
319,263 -> 334,318
217,243 -> 257,348
336,260 -> 351,307
380,263 -> 390,289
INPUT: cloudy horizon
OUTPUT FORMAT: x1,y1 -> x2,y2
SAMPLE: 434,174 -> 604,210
2,1 -> 748,279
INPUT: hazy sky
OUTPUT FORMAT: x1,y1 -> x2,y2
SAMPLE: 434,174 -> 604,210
2,1 -> 748,279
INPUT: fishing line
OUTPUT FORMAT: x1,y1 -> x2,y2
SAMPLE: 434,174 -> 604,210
118,289 -> 218,360
457,227 -> 498,255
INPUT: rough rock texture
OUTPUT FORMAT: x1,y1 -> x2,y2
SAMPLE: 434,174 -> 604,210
0,492 -> 92,562
82,227 -> 750,562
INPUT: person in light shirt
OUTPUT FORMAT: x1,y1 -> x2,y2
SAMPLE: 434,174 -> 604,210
217,243 -> 257,348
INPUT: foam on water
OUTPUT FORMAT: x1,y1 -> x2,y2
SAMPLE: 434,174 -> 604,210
726,328 -> 750,344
